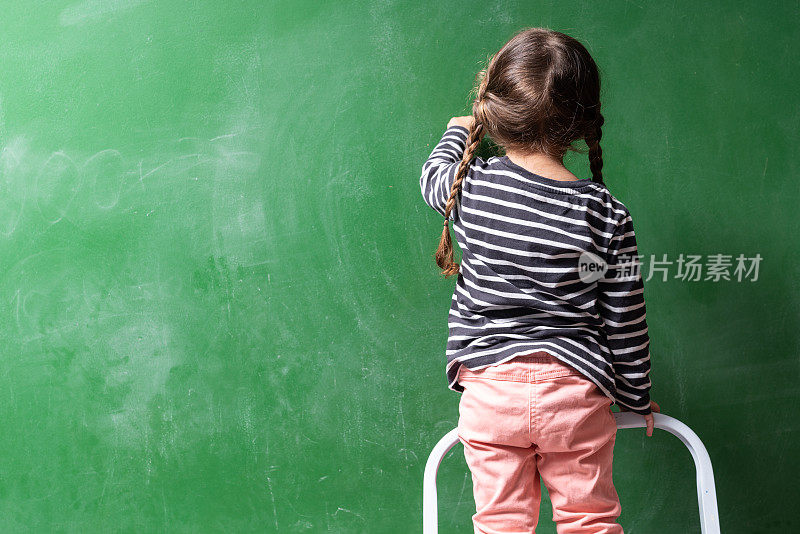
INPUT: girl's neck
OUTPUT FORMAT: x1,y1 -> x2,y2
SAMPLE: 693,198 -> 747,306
504,150 -> 579,182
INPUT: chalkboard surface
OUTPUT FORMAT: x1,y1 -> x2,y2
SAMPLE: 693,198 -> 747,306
0,1 -> 797,532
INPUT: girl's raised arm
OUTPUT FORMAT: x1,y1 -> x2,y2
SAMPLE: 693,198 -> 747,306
419,125 -> 470,218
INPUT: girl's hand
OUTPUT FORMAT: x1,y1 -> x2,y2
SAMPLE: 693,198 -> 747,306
643,401 -> 660,437
447,115 -> 476,130
619,400 -> 661,437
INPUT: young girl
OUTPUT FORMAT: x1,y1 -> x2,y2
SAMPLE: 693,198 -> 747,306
419,28 -> 661,533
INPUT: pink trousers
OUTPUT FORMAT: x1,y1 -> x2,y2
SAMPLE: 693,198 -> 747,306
456,351 -> 623,534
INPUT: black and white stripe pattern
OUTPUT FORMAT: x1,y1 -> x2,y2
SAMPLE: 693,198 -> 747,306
420,125 -> 652,415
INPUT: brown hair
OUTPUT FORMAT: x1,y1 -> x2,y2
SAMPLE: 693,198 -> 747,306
435,27 -> 605,278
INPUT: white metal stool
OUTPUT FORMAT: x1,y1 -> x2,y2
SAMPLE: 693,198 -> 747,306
423,412 -> 720,533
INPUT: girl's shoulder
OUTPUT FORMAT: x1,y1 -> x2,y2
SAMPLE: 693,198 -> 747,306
467,154 -> 505,173
460,154 -> 494,179
585,182 -> 632,222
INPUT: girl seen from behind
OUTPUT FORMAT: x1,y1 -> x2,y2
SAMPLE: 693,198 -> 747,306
419,27 -> 661,533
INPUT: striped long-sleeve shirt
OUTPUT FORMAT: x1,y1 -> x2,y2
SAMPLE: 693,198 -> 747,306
420,125 -> 653,415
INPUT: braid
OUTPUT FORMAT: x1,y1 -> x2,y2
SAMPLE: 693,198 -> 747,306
435,120 -> 484,277
476,68 -> 489,101
588,112 -> 605,184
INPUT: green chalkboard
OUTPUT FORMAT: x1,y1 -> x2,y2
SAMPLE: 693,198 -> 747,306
0,1 -> 797,532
